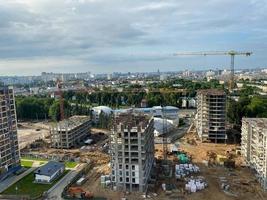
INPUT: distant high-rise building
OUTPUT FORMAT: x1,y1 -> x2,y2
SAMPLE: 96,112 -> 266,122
196,89 -> 227,142
0,86 -> 20,178
110,113 -> 154,192
160,74 -> 168,81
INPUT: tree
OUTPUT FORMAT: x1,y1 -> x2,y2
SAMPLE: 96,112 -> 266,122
48,100 -> 71,121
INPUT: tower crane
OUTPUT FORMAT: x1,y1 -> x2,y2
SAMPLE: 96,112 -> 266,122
56,79 -> 65,120
173,51 -> 252,90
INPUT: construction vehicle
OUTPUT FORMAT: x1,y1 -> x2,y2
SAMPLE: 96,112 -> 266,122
174,51 -> 252,90
68,187 -> 94,199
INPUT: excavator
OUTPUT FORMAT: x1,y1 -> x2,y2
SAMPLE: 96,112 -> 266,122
68,187 -> 94,199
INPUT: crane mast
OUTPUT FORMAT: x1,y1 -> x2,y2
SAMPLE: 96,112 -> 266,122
56,79 -> 65,121
174,51 -> 252,90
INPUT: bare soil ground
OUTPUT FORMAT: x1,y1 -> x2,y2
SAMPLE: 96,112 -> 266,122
80,129 -> 267,200
17,122 -> 50,149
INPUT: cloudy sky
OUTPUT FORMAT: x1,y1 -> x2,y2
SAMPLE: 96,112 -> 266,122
0,0 -> 266,75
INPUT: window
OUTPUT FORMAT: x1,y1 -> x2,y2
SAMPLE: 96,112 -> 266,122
132,165 -> 135,170
132,172 -> 135,176
132,178 -> 135,183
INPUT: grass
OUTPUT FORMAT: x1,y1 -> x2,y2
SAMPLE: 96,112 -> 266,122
21,160 -> 34,168
1,171 -> 69,198
21,157 -> 49,162
65,161 -> 78,169
21,158 -> 78,169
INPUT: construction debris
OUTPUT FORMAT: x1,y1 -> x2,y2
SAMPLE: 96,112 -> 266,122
175,164 -> 200,179
185,177 -> 208,193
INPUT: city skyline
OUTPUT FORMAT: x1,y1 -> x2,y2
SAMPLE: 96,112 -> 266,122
0,0 -> 266,76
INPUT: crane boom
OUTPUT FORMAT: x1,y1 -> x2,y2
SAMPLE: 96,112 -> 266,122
174,51 -> 252,56
173,50 -> 252,90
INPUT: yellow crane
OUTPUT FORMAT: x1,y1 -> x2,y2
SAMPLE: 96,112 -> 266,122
173,51 -> 252,90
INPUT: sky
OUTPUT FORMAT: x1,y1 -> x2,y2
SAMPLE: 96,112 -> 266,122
0,0 -> 266,75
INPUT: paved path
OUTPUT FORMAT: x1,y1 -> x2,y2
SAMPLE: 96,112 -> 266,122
0,167 -> 36,193
46,164 -> 85,200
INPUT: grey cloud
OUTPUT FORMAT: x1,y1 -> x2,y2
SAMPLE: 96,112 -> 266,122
0,0 -> 266,75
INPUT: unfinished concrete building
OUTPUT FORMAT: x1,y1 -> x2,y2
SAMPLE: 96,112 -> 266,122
241,118 -> 267,191
0,86 -> 20,179
110,113 -> 154,193
196,89 -> 227,142
50,116 -> 91,149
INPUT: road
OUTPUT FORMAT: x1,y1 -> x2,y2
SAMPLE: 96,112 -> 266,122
46,164 -> 85,200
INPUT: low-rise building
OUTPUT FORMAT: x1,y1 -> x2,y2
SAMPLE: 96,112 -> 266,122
50,116 -> 91,149
92,106 -> 113,124
34,161 -> 65,183
241,118 -> 267,191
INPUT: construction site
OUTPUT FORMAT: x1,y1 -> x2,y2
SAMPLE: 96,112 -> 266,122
13,100 -> 267,200
14,83 -> 267,200
56,109 -> 265,200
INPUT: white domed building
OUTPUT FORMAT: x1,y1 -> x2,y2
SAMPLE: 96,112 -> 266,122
92,106 -> 113,123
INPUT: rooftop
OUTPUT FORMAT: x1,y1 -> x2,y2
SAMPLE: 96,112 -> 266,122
113,113 -> 152,131
35,161 -> 64,176
197,89 -> 225,96
243,118 -> 267,129
52,115 -> 90,131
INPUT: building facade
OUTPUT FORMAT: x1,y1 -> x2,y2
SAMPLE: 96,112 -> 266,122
50,116 -> 91,149
241,118 -> 267,191
35,161 -> 65,183
110,113 -> 154,192
0,86 -> 20,178
196,89 -> 227,142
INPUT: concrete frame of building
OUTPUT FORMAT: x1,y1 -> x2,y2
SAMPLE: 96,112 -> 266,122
50,116 -> 91,149
110,113 -> 154,193
241,118 -> 267,191
196,89 -> 227,143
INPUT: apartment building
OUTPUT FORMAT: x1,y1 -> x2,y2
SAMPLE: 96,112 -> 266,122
50,116 -> 91,149
196,89 -> 227,142
110,113 -> 154,192
0,86 -> 20,178
241,118 -> 267,191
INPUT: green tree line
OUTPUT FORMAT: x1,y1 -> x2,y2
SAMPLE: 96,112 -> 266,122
63,79 -> 223,108
227,96 -> 267,125
15,96 -> 92,121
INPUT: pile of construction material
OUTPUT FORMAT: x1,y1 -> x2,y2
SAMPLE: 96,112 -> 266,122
175,164 -> 200,179
185,177 -> 207,193
100,175 -> 111,187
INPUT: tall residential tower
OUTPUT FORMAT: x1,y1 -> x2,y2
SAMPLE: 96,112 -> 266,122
241,118 -> 267,191
0,86 -> 20,178
196,89 -> 227,142
110,113 -> 154,192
